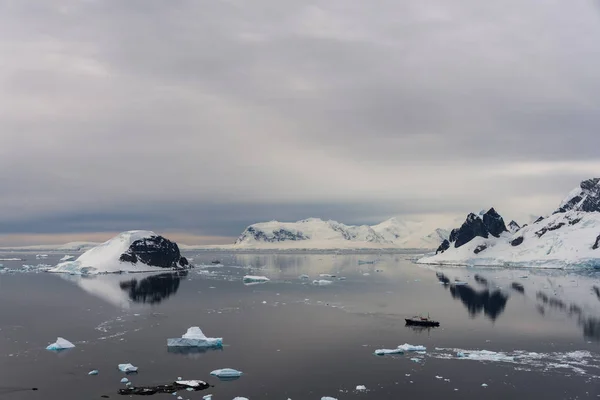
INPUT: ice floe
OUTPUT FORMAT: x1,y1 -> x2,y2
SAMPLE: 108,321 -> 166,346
374,343 -> 426,355
312,279 -> 333,286
46,337 -> 75,351
118,363 -> 139,373
167,327 -> 223,348
210,368 -> 243,379
243,275 -> 269,284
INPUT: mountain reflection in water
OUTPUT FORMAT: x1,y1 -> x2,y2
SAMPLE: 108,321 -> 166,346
119,272 -> 187,304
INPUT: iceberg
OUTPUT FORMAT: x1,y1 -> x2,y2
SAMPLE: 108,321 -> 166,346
312,279 -> 332,286
167,327 -> 223,348
121,378 -> 129,383
46,337 -> 75,351
210,368 -> 243,379
88,370 -> 99,376
118,363 -> 139,373
243,275 -> 269,283
374,343 -> 426,356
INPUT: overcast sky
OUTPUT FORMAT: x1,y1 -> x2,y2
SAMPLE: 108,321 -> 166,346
1,0 -> 599,245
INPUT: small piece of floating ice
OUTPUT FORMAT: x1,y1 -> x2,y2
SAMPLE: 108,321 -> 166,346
59,255 -> 75,262
118,363 -> 139,373
242,275 -> 269,284
312,279 -> 332,286
210,368 -> 243,379
322,397 -> 338,400
46,337 -> 75,351
374,343 -> 426,356
167,327 -> 223,348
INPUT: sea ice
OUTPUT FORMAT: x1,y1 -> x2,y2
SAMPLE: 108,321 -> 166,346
210,368 -> 243,379
118,363 -> 139,373
312,279 -> 332,286
46,337 -> 75,351
167,327 -> 223,348
243,275 -> 269,283
375,343 -> 426,355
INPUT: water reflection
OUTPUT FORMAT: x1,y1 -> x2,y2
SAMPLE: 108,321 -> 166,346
437,273 -> 508,321
120,272 -> 187,305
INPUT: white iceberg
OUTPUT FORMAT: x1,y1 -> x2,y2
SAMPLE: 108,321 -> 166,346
121,378 -> 129,383
203,395 -> 213,400
210,368 -> 243,379
374,343 -> 426,355
243,275 -> 269,283
167,327 -> 223,348
312,279 -> 332,286
46,337 -> 75,351
118,363 -> 139,373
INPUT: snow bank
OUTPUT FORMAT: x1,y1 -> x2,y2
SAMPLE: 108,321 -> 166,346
167,327 -> 223,348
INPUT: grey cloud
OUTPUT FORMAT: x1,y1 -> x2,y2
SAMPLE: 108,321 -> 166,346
0,0 -> 599,239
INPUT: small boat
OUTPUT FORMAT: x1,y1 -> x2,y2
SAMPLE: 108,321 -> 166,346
405,315 -> 440,327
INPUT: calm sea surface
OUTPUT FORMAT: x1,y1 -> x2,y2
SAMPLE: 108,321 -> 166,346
1,251 -> 599,399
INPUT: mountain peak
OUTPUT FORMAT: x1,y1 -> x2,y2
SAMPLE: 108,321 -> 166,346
556,178 -> 600,213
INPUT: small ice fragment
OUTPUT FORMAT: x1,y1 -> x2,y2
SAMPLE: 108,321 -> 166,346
356,385 -> 367,391
177,397 -> 183,400
319,274 -> 334,278
210,368 -> 243,379
118,363 -> 138,372
121,378 -> 129,383
363,273 -> 370,276
338,277 -> 346,280
375,343 -> 426,355
436,376 -> 443,379
322,397 -> 338,400
46,337 -> 75,351
312,279 -> 332,286
233,398 -> 249,400
482,384 -> 488,387
126,382 -> 132,387
299,274 -> 310,280
178,377 -> 183,380
176,380 -> 206,388
59,255 -> 75,262
405,374 -> 411,377
243,275 -> 269,283
88,370 -> 99,375
203,395 -> 213,400
262,301 -> 267,304
167,327 -> 223,348
410,358 -> 422,363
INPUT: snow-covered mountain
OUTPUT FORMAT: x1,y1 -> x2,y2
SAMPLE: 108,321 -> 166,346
0,241 -> 100,252
418,178 -> 600,268
233,217 -> 449,249
50,231 -> 190,274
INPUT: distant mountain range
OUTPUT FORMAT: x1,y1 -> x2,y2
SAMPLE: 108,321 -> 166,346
418,178 -> 600,267
232,217 -> 449,249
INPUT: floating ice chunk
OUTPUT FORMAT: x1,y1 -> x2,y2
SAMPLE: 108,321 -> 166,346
167,327 -> 223,348
322,397 -> 338,400
88,370 -> 99,375
202,395 -> 213,400
60,255 -> 75,262
177,396 -> 183,400
356,385 -> 367,391
243,275 -> 269,283
435,376 -> 443,379
121,378 -> 129,383
482,383 -> 488,387
233,398 -> 249,400
319,274 -> 335,277
299,274 -> 310,280
46,337 -> 75,351
410,358 -> 422,363
456,350 -> 514,362
375,343 -> 426,355
312,279 -> 332,286
210,368 -> 243,379
363,273 -> 370,276
118,363 -> 139,372
176,380 -> 207,388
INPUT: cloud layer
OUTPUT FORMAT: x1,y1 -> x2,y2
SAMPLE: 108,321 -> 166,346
1,0 -> 599,243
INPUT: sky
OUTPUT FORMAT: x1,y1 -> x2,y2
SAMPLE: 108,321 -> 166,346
1,0 -> 600,246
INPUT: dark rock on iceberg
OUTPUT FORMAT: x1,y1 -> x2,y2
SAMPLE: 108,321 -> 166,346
510,236 -> 524,246
474,244 -> 487,254
593,234 -> 600,250
119,235 -> 187,269
534,216 -> 545,224
118,380 -> 210,396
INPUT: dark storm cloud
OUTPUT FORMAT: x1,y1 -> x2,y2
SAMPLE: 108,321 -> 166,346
1,0 -> 599,241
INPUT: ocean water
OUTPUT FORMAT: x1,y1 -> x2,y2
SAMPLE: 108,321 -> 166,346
0,251 -> 599,399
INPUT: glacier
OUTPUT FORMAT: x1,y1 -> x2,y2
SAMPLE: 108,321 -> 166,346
167,327 -> 223,348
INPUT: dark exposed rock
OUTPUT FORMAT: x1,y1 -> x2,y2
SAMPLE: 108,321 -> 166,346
118,381 -> 210,396
454,213 -> 489,248
555,178 -> 600,213
534,216 -> 545,224
482,208 -> 508,237
510,236 -> 524,246
569,218 -> 582,225
508,220 -> 521,233
548,222 -> 566,231
474,274 -> 488,285
474,244 -> 487,254
436,239 -> 450,254
450,208 -> 507,248
535,228 -> 548,238
593,235 -> 600,250
593,286 -> 600,300
119,235 -> 187,269
178,257 -> 189,267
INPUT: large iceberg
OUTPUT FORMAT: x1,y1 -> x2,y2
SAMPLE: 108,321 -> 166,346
167,327 -> 223,348
50,231 -> 190,274
46,337 -> 75,351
